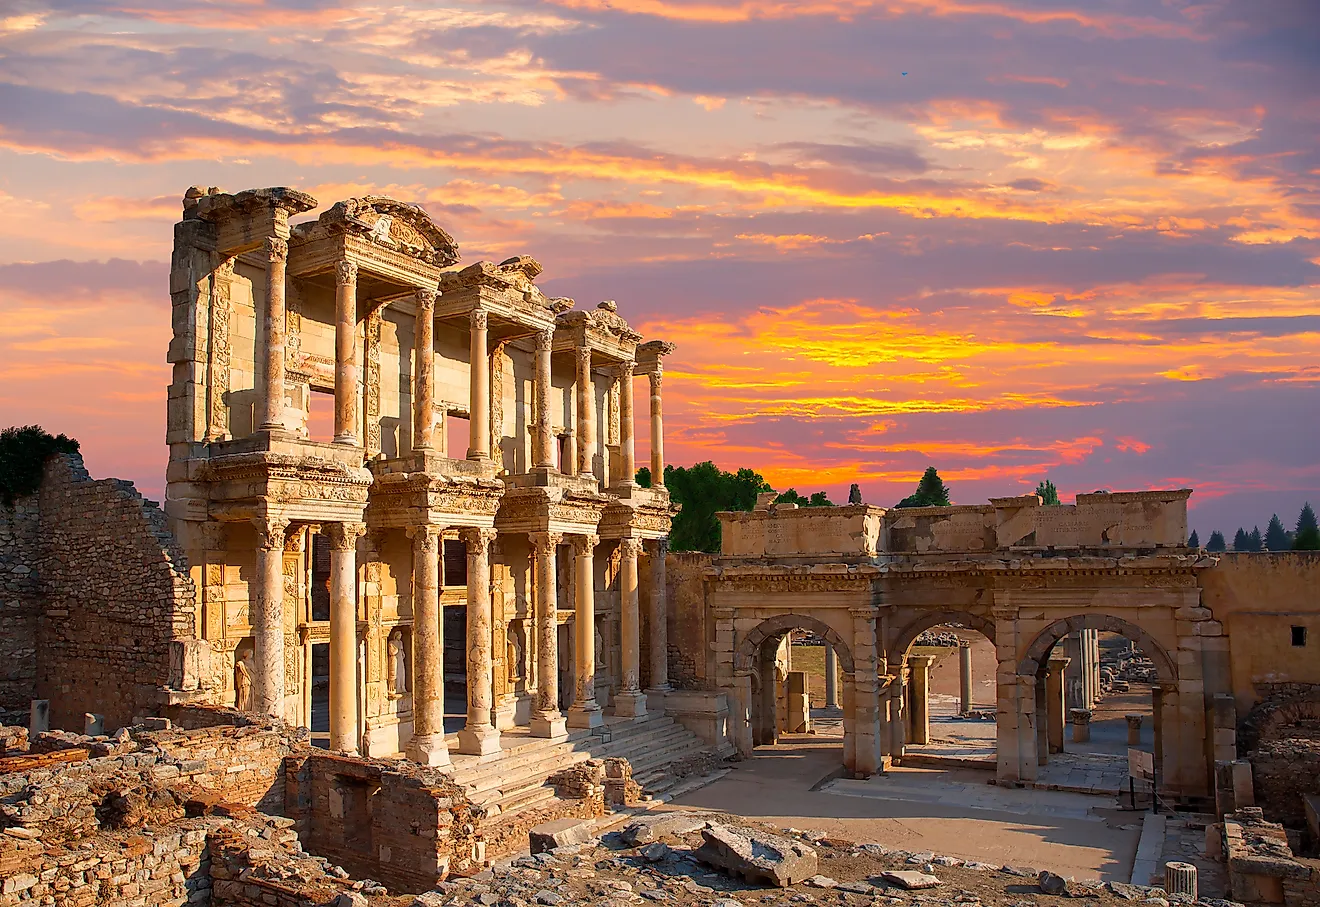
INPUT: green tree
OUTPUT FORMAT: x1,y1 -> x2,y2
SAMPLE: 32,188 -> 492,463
1035,479 -> 1060,505
895,467 -> 951,508
1248,526 -> 1263,552
1233,528 -> 1249,551
635,466 -> 652,488
0,425 -> 79,506
1294,503 -> 1320,551
662,462 -> 773,553
808,491 -> 835,507
774,488 -> 834,507
1206,530 -> 1227,552
1188,529 -> 1200,548
1265,514 -> 1291,551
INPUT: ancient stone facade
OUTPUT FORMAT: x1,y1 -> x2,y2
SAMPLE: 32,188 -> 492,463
0,494 -> 40,725
161,186 -> 676,765
665,494 -> 1320,807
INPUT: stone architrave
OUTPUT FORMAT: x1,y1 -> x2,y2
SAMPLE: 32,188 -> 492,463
333,260 -> 359,445
614,538 -> 647,717
251,517 -> 289,719
529,531 -> 567,739
458,528 -> 501,757
326,521 -> 364,754
567,534 -> 604,729
406,525 -> 450,766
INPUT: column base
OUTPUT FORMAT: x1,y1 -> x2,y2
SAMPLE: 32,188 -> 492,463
529,712 -> 568,739
566,703 -> 604,729
405,733 -> 452,768
456,724 -> 503,758
613,690 -> 647,718
644,687 -> 670,714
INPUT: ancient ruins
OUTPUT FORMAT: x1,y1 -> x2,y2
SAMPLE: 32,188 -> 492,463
2,185 -> 1319,907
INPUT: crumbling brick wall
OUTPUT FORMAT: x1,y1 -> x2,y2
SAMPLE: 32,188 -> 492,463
1242,692 -> 1320,828
0,492 -> 41,725
35,454 -> 198,731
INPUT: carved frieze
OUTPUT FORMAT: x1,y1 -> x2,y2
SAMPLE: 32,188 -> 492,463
207,258 -> 234,442
365,308 -> 382,458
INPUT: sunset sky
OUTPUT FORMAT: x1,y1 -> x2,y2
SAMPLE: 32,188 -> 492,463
1,0 -> 1317,537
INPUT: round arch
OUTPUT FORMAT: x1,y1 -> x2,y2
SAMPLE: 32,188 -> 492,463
1016,613 -> 1177,685
734,613 -> 856,675
888,610 -> 996,667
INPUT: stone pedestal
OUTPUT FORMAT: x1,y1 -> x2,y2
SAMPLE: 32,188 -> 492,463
959,642 -> 973,715
567,534 -> 604,730
457,528 -> 501,757
29,700 -> 49,735
1070,707 -> 1092,743
1126,713 -> 1144,745
908,655 -> 935,745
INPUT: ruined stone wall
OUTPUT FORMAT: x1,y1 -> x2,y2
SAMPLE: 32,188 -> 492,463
666,551 -> 714,689
1240,694 -> 1320,828
35,455 -> 198,732
0,493 -> 40,725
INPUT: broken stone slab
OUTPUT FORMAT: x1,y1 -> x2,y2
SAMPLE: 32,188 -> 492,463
805,875 -> 837,888
639,842 -> 671,863
333,893 -> 368,907
881,871 -> 942,890
694,824 -> 818,887
530,818 -> 596,855
1038,871 -> 1077,896
837,880 -> 875,895
410,893 -> 446,907
619,812 -> 711,846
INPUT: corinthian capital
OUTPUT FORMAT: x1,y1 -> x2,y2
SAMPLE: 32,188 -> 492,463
265,236 -> 288,262
407,524 -> 442,554
335,260 -> 358,286
252,517 -> 290,551
324,521 -> 366,551
535,327 -> 554,352
619,537 -> 644,558
617,360 -> 635,380
415,287 -> 436,311
528,530 -> 563,552
572,534 -> 600,557
649,370 -> 663,392
470,308 -> 488,331
461,526 -> 498,551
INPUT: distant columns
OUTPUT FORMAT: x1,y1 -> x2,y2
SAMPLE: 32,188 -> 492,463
468,309 -> 490,461
575,347 -> 595,478
567,534 -> 604,729
413,289 -> 436,450
614,538 -> 646,717
646,538 -> 670,695
333,260 -> 359,445
648,369 -> 665,487
251,517 -> 289,719
533,328 -> 555,469
458,528 -> 501,756
406,525 -> 450,766
529,531 -> 567,738
824,645 -> 838,710
618,361 -> 636,485
257,237 -> 289,431
959,641 -> 973,715
327,522 -> 363,754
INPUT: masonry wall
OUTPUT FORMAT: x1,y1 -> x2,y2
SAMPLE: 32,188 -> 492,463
0,493 -> 40,725
36,454 -> 198,732
666,551 -> 714,689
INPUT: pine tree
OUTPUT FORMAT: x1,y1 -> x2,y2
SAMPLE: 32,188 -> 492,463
895,467 -> 951,508
1188,529 -> 1200,548
1206,530 -> 1227,552
1233,528 -> 1249,551
1294,503 -> 1320,551
848,483 -> 862,504
1035,479 -> 1060,505
1265,514 -> 1290,551
1248,526 -> 1263,552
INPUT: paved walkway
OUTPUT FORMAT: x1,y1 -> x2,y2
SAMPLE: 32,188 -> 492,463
668,735 -> 1143,881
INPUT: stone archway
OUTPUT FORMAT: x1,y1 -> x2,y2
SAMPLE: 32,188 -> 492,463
1017,614 -> 1176,685
887,609 -> 996,668
735,613 -> 856,675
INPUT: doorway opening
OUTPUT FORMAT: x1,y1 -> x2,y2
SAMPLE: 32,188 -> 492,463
891,620 -> 997,770
310,642 -> 330,748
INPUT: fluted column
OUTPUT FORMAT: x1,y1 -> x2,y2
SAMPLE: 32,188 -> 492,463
333,260 -> 359,445
646,538 -> 670,694
468,308 -> 490,460
534,327 -> 555,469
257,237 -> 289,431
326,522 -> 364,754
406,525 -> 450,766
529,531 -> 567,738
648,369 -> 665,487
567,534 -> 603,729
458,528 -> 501,756
618,362 -> 636,485
575,346 -> 595,479
614,537 -> 647,717
413,288 -> 436,450
251,517 -> 289,718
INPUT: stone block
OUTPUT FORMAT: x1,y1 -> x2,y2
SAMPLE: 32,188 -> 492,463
529,818 -> 595,854
694,824 -> 817,887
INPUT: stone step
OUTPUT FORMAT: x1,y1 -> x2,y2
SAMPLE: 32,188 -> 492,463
462,750 -> 588,798
452,740 -> 581,789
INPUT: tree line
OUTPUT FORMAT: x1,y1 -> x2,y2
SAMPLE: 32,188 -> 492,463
1191,504 -> 1319,552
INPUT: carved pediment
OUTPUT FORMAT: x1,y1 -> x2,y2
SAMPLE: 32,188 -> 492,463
296,196 -> 459,267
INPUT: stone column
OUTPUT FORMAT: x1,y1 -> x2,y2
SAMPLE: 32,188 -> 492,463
251,517 -> 289,719
575,347 -> 594,478
889,671 -> 906,756
533,327 -> 555,469
406,525 -> 450,766
849,608 -> 882,777
326,522 -> 363,754
824,645 -> 838,709
458,528 -> 501,756
618,362 -> 636,485
959,641 -> 973,715
413,288 -> 436,450
1126,713 -> 1144,745
1070,707 -> 1092,743
1046,655 -> 1070,755
333,260 -> 359,445
648,369 -> 665,487
258,237 -> 289,431
907,655 -> 934,745
567,534 -> 604,729
468,308 -> 490,461
615,538 -> 647,717
529,531 -> 567,738
646,538 -> 670,696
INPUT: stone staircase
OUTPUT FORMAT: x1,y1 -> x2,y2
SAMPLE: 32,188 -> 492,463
446,713 -> 714,820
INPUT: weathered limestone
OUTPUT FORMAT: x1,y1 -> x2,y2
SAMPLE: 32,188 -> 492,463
1126,713 -> 1144,744
458,528 -> 501,756
258,236 -> 290,431
567,534 -> 604,729
252,518 -> 289,719
575,347 -> 595,477
824,645 -> 838,710
646,538 -> 670,696
618,362 -> 636,486
1070,707 -> 1092,744
530,531 -> 567,738
907,655 -> 935,745
648,370 -> 665,487
468,308 -> 490,460
533,328 -> 555,469
959,641 -> 973,715
413,288 -> 436,450
1045,656 -> 1070,757
327,522 -> 364,754
333,260 -> 359,445
407,526 -> 450,766
615,538 -> 646,718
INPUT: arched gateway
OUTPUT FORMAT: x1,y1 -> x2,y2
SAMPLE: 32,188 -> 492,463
707,492 -> 1231,802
